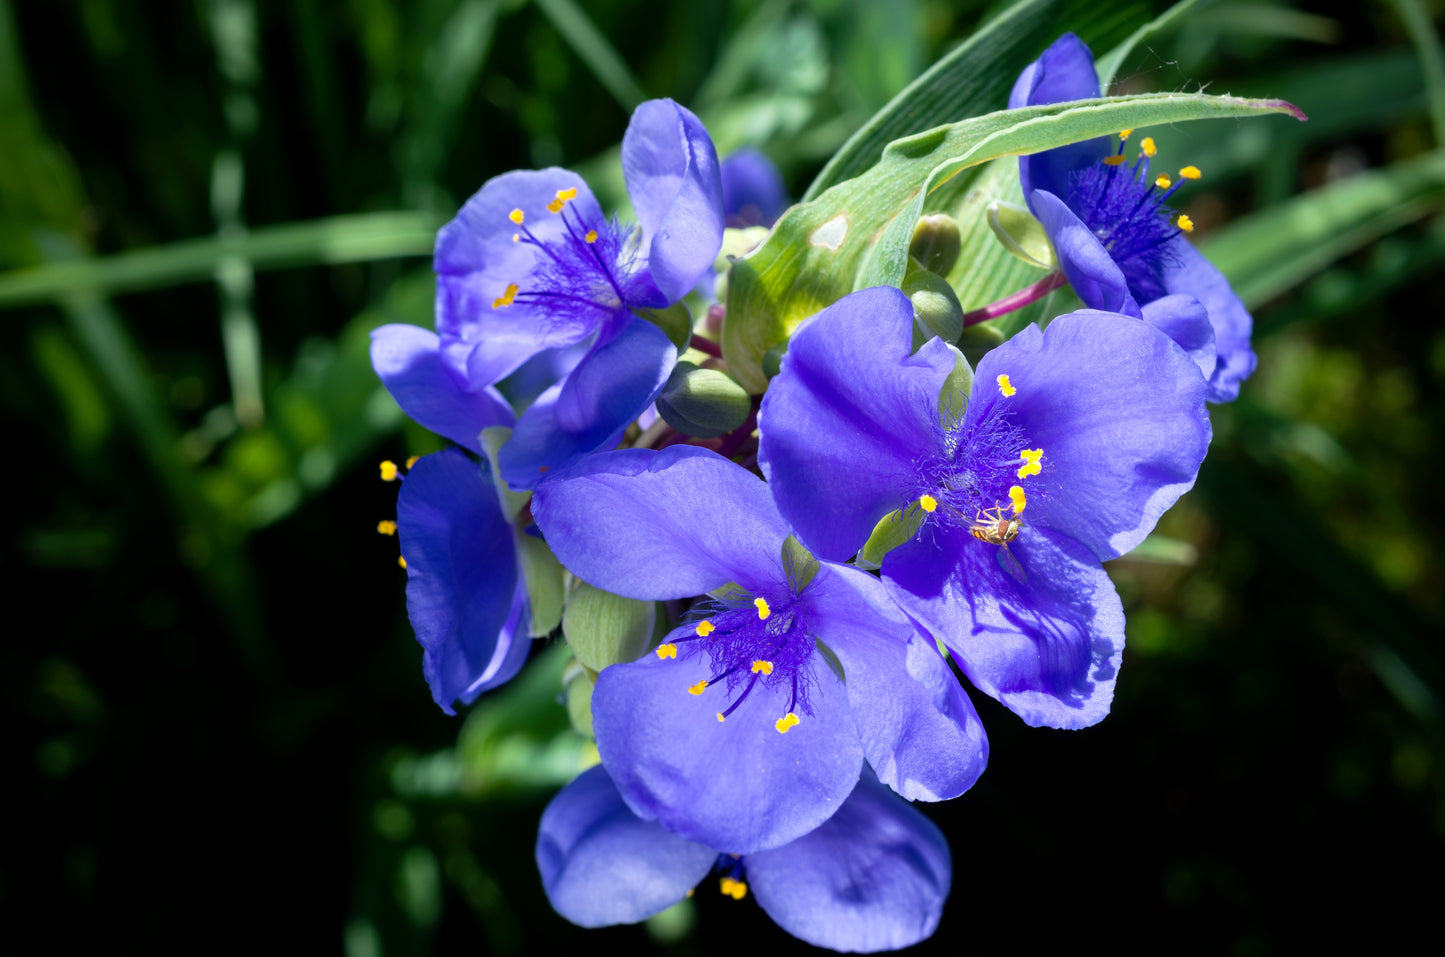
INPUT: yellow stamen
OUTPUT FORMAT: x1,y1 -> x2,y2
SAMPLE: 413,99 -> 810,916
719,877 -> 748,900
1179,165 -> 1202,180
1177,214 -> 1195,233
1103,154 -> 1126,167
1119,129 -> 1133,140
1155,174 -> 1171,189
379,460 -> 399,481
775,712 -> 800,734
1017,448 -> 1043,479
546,187 -> 578,214
919,494 -> 938,513
585,230 -> 598,244
656,643 -> 677,660
508,208 -> 524,224
1008,485 -> 1027,515
512,233 -> 520,243
377,520 -> 397,536
754,597 -> 771,620
397,556 -> 407,569
751,660 -> 774,675
492,282 -> 518,309
716,712 -> 725,722
695,620 -> 715,637
996,374 -> 1016,397
688,680 -> 708,696
405,455 -> 419,469
1140,137 -> 1157,158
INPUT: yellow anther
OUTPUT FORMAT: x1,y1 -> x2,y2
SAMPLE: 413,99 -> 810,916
1103,154 -> 1126,167
512,233 -> 520,243
1008,485 -> 1027,515
546,199 -> 565,213
1180,165 -> 1202,180
695,620 -> 715,637
716,712 -> 725,722
1155,174 -> 1172,189
919,494 -> 938,513
996,374 -> 1017,397
585,230 -> 598,244
377,520 -> 397,536
688,680 -> 708,696
656,643 -> 677,660
719,877 -> 748,900
397,556 -> 407,569
754,597 -> 771,620
405,455 -> 419,469
492,282 -> 519,309
1017,448 -> 1044,479
1177,214 -> 1195,233
508,208 -> 524,224
1119,129 -> 1133,140
775,713 -> 800,734
379,460 -> 399,481
751,660 -> 774,676
1140,137 -> 1157,157
546,187 -> 578,214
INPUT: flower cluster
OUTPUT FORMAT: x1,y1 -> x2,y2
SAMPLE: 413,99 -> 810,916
368,34 -> 1262,953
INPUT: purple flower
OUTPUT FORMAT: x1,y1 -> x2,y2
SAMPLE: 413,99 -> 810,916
758,287 -> 1211,728
720,148 -> 789,228
1011,33 -> 1256,402
395,449 -> 533,713
370,99 -> 724,485
532,445 -> 987,853
537,764 -> 951,953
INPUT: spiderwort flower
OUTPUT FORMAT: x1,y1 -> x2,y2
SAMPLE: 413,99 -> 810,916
1011,32 -> 1256,402
370,98 -> 724,484
532,445 -> 987,853
720,148 -> 790,228
538,764 -> 951,953
396,448 -> 532,713
759,287 -> 1211,728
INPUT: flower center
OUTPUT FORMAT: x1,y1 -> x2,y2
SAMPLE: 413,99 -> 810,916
492,187 -> 641,331
913,374 -> 1043,577
653,590 -> 815,733
1066,131 -> 1202,302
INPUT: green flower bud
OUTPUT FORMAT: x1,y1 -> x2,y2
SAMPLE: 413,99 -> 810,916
655,361 -> 752,438
986,200 -> 1057,269
903,261 -> 964,348
909,214 -> 962,276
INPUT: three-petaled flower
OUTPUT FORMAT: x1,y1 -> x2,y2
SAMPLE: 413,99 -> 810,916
532,445 -> 987,853
371,98 -> 724,486
538,765 -> 952,953
1011,32 -> 1256,402
759,286 -> 1211,728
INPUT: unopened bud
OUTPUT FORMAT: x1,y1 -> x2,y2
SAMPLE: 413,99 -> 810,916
656,362 -> 751,438
909,214 -> 962,276
903,263 -> 964,348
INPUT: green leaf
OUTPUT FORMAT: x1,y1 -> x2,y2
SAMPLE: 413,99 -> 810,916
780,535 -> 820,594
0,211 -> 440,309
724,91 -> 1304,392
1094,0 -> 1206,88
562,581 -> 656,672
859,503 -> 928,569
804,0 -> 1155,200
1201,149 -> 1445,312
516,533 -> 566,638
532,0 -> 646,112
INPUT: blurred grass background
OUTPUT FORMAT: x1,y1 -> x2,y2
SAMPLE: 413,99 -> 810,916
3,0 -> 1443,953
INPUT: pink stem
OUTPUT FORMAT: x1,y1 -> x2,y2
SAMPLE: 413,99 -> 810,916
960,271 -> 1069,328
689,333 -> 723,358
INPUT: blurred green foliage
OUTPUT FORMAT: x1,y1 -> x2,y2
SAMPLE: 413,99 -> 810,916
4,0 -> 1444,954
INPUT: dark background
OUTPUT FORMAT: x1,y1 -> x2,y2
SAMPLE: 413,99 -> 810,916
3,0 -> 1443,953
